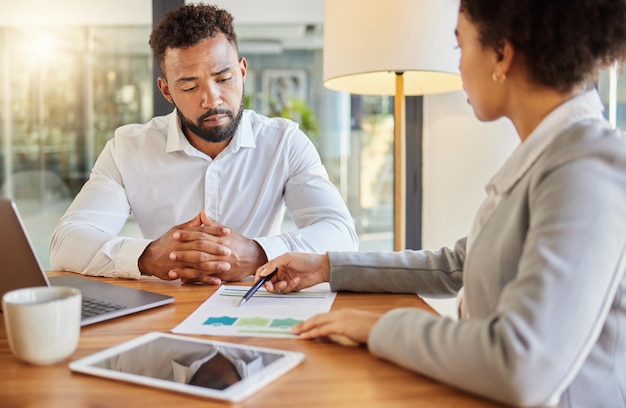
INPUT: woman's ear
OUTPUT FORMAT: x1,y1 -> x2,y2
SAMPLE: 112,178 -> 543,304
496,39 -> 515,77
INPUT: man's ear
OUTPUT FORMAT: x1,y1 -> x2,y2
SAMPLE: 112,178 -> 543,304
239,57 -> 248,84
157,76 -> 174,104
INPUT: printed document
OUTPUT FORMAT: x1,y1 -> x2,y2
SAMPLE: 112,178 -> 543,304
172,284 -> 337,338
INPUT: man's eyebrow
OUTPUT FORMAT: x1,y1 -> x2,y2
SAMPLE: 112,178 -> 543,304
454,29 -> 459,37
174,67 -> 234,84
212,66 -> 233,77
175,76 -> 199,83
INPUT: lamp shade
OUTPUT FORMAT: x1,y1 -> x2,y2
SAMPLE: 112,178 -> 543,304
323,0 -> 462,95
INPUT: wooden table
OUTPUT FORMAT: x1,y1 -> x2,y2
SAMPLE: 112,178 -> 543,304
1,273 -> 501,407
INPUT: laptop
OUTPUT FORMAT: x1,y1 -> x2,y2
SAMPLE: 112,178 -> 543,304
0,199 -> 174,326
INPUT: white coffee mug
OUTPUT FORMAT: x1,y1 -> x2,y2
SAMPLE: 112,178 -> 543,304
2,286 -> 82,365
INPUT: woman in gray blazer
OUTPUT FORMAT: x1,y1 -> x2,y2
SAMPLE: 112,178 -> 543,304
255,0 -> 626,407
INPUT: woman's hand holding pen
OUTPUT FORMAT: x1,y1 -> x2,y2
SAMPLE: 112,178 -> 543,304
256,253 -> 380,346
254,253 -> 331,293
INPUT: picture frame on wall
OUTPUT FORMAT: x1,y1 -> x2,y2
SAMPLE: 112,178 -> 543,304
261,69 -> 307,115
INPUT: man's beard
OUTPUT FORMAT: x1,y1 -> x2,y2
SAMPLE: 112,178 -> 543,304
177,96 -> 244,143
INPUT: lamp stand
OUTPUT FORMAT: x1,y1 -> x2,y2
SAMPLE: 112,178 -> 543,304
394,72 -> 406,251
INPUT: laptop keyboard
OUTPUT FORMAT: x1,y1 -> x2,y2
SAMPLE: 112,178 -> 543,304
81,297 -> 126,318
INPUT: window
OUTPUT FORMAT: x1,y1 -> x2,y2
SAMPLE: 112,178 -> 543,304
0,26 -> 152,268
598,64 -> 626,130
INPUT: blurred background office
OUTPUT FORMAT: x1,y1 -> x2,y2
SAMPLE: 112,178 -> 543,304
0,0 -> 623,276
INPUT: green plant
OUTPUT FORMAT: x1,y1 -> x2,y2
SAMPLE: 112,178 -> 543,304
269,98 -> 320,147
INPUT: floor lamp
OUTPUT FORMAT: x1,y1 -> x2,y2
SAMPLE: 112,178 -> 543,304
323,0 -> 463,250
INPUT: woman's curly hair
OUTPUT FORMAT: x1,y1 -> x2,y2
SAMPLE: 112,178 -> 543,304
149,3 -> 238,75
460,0 -> 626,92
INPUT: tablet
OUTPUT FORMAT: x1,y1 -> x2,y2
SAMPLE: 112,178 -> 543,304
69,332 -> 305,402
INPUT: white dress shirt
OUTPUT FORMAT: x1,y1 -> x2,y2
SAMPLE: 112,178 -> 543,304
50,109 -> 358,278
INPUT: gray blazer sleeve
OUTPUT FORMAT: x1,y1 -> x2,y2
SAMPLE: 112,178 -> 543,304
327,237 -> 466,297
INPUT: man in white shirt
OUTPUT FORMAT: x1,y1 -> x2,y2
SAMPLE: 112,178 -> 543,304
49,3 -> 357,283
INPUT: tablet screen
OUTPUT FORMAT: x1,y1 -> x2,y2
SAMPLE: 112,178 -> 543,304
69,332 -> 305,402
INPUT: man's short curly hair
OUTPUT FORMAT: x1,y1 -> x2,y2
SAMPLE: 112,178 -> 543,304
149,3 -> 238,75
460,0 -> 626,92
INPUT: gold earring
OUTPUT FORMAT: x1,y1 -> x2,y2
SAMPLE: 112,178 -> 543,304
492,72 -> 506,83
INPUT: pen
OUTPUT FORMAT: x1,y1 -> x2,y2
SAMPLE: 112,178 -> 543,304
238,269 -> 278,307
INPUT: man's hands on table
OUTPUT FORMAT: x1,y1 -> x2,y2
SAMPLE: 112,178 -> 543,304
138,210 -> 267,284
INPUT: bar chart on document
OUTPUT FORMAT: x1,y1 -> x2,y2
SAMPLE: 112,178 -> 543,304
172,284 -> 337,338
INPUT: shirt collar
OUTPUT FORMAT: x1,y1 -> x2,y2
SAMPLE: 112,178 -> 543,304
165,109 -> 256,156
487,89 -> 606,196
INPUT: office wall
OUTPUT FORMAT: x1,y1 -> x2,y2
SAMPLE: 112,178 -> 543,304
423,90 -> 518,250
